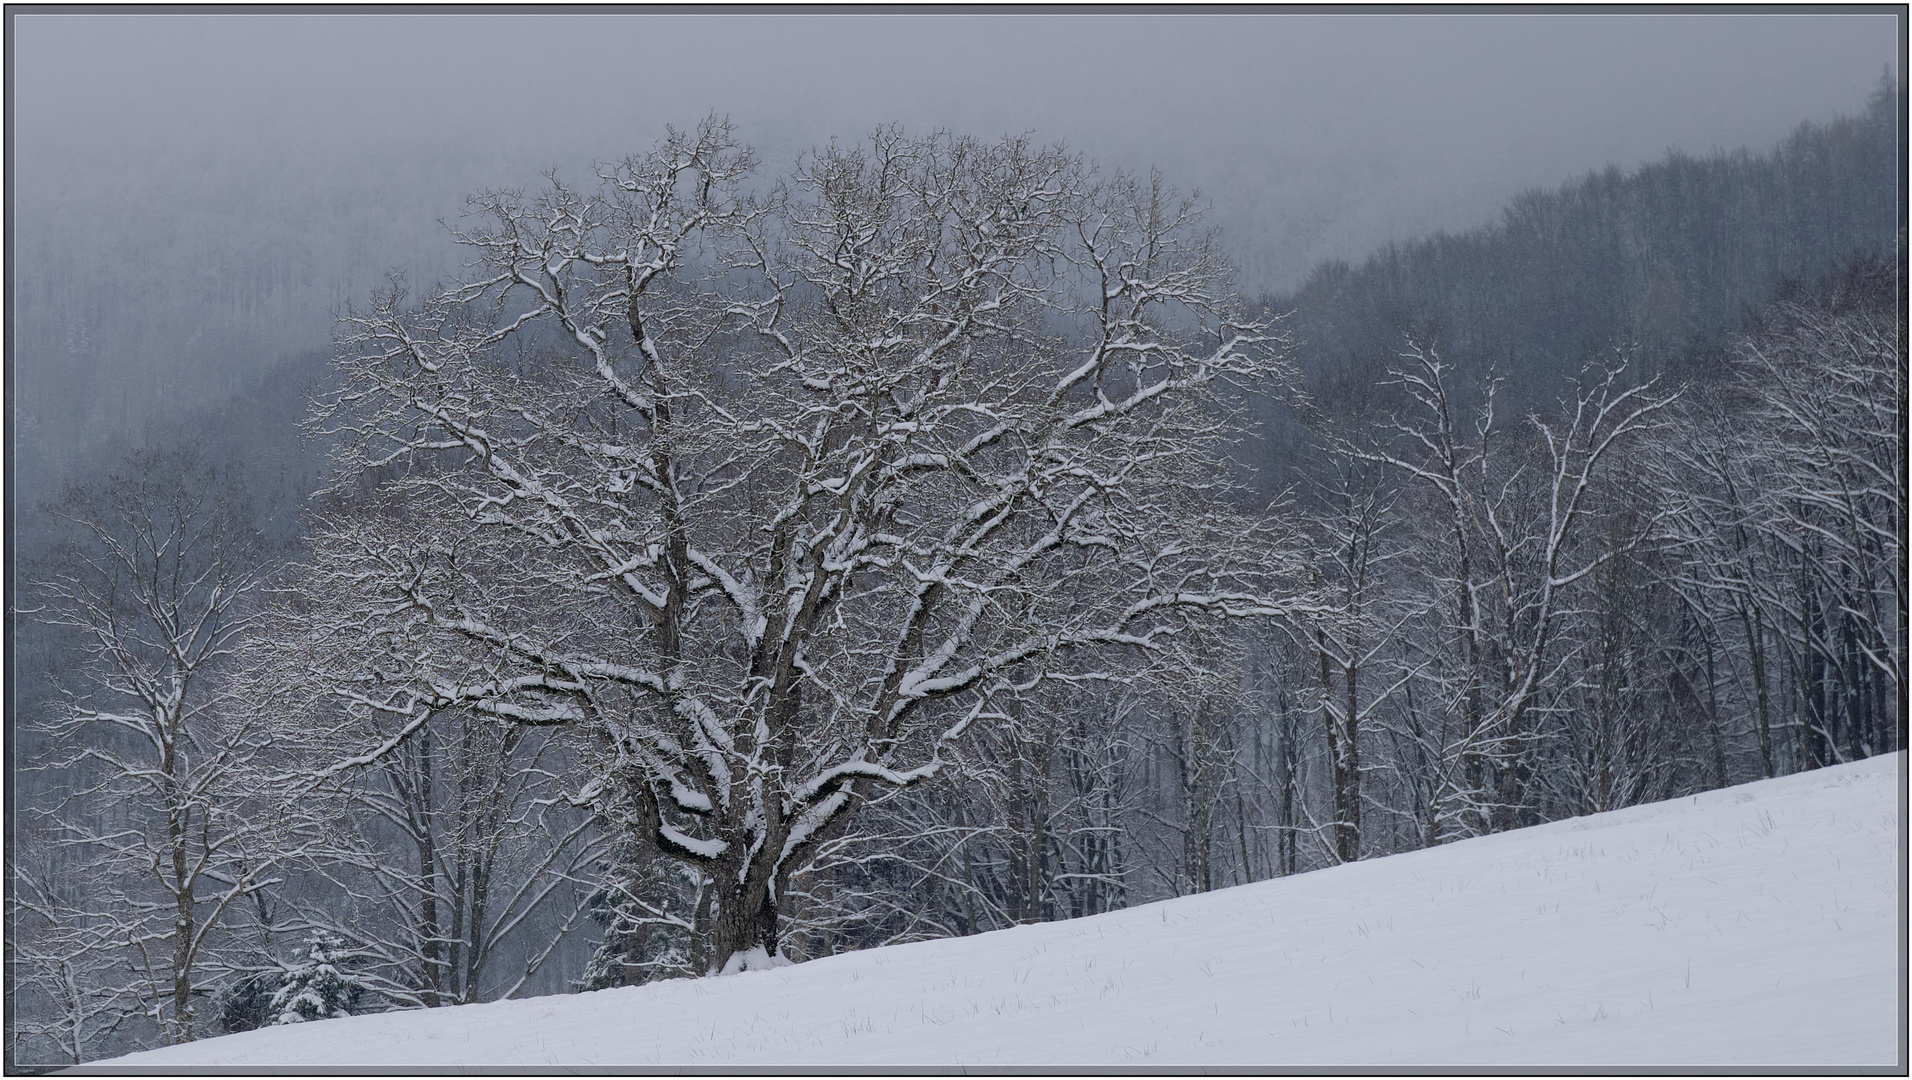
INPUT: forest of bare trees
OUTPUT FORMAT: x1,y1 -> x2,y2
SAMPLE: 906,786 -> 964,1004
9,102 -> 1901,1066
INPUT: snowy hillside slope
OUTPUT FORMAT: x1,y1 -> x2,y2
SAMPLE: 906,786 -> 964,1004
95,754 -> 1904,1069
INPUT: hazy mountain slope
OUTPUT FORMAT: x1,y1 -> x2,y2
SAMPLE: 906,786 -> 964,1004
1268,82 -> 1901,415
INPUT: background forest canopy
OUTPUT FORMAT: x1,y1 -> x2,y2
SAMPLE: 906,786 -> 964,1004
7,79 -> 1903,1067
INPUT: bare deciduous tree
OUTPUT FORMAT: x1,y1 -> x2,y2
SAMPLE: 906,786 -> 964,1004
1360,343 -> 1679,838
295,121 -> 1299,973
16,448 -> 287,1051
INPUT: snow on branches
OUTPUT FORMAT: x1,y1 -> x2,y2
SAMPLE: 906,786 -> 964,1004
296,120 -> 1301,973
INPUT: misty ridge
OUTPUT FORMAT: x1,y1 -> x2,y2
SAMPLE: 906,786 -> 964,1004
6,23 -> 1902,1067
15,82 -> 1898,525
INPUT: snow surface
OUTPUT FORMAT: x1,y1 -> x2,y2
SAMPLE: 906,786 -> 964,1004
96,754 -> 1905,1069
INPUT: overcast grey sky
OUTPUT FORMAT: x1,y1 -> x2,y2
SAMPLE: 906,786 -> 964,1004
6,9 -> 1900,497
14,10 -> 1899,290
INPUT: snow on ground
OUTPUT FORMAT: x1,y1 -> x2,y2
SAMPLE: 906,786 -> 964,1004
95,754 -> 1904,1070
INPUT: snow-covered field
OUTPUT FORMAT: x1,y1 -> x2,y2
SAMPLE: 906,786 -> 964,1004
95,754 -> 1904,1070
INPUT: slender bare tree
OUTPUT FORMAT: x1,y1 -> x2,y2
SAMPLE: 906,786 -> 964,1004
16,448 -> 287,1051
1359,342 -> 1680,837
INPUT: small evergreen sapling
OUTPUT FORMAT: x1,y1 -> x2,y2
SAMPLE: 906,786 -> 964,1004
269,936 -> 366,1024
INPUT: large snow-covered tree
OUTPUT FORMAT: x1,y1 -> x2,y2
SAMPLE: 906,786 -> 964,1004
294,120 -> 1299,973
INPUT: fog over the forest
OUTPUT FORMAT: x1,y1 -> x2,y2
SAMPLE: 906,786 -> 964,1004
7,11 -> 1900,501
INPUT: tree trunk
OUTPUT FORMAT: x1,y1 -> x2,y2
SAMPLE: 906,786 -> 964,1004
708,867 -> 779,974
165,739 -> 194,1045
413,729 -> 443,1007
1745,605 -> 1775,778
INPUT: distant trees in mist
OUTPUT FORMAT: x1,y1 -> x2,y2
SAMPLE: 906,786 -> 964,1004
1268,77 -> 1901,415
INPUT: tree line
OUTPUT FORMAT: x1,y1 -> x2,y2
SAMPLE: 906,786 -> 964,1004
8,104 -> 1900,1066
1269,76 -> 1899,403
